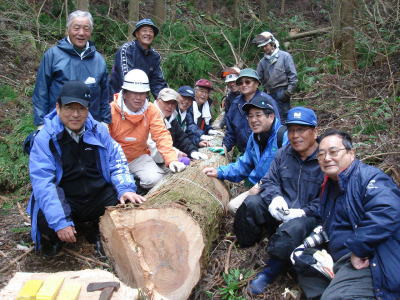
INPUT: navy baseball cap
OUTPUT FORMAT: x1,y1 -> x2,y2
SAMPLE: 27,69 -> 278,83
59,81 -> 90,108
286,107 -> 317,127
178,86 -> 195,99
242,95 -> 274,113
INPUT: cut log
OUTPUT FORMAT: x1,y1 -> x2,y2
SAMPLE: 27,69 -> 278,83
286,27 -> 332,41
100,136 -> 229,299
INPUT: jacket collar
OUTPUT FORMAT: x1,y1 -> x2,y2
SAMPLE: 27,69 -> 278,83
57,37 -> 96,58
288,144 -> 319,162
337,159 -> 359,190
135,40 -> 151,56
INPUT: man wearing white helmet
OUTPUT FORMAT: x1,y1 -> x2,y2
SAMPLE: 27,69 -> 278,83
254,31 -> 298,123
220,67 -> 241,129
109,69 -> 186,191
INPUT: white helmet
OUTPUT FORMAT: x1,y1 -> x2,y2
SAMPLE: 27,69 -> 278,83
225,73 -> 239,83
254,31 -> 280,48
121,69 -> 150,92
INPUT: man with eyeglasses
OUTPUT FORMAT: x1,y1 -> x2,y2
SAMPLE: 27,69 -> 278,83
233,106 -> 324,295
203,94 -> 288,214
28,81 -> 145,257
294,129 -> 400,300
223,68 -> 280,154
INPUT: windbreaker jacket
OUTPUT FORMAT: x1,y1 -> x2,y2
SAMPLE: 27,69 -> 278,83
320,160 -> 400,300
257,49 -> 298,94
109,93 -> 177,166
110,40 -> 167,98
32,38 -> 110,126
27,110 -> 135,248
217,119 -> 288,185
169,118 -> 198,156
176,109 -> 200,146
223,90 -> 280,153
259,144 -> 324,216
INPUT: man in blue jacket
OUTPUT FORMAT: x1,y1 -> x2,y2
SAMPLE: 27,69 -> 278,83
32,10 -> 110,129
203,94 -> 288,214
233,107 -> 324,295
28,81 -> 145,257
297,129 -> 400,300
223,68 -> 280,154
110,18 -> 167,99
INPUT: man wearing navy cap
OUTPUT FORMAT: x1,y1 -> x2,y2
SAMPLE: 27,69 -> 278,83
110,18 -> 167,98
203,94 -> 288,214
28,81 -> 145,256
233,106 -> 324,295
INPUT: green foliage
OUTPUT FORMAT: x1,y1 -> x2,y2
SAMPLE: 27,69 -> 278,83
0,85 -> 17,103
217,268 -> 253,300
10,226 -> 30,233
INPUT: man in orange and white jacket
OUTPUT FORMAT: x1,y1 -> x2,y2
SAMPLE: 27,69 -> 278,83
109,69 -> 186,190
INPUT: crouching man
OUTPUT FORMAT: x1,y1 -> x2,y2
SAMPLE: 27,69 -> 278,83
203,94 -> 287,214
28,81 -> 145,256
295,129 -> 400,300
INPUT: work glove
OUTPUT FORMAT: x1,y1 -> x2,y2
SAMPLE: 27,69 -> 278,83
169,161 -> 186,173
191,151 -> 208,160
208,146 -> 225,155
268,196 -> 289,221
282,209 -> 306,223
282,91 -> 291,103
208,129 -> 224,136
200,135 -> 213,141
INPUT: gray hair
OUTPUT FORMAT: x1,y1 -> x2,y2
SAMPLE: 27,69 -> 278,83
67,10 -> 93,31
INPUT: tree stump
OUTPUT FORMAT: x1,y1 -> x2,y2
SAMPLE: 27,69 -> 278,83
100,137 -> 229,299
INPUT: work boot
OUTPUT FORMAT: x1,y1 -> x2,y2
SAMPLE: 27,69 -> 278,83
248,258 -> 288,295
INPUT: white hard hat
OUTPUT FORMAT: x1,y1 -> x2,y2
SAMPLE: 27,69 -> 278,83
225,73 -> 239,83
121,69 -> 150,92
254,31 -> 278,47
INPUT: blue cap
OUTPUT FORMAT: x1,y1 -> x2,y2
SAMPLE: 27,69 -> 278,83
178,86 -> 195,99
242,94 -> 274,113
133,18 -> 159,36
286,107 -> 317,127
236,68 -> 260,84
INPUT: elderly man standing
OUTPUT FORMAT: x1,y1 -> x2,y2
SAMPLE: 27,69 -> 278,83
32,10 -> 110,129
110,18 -> 167,98
223,68 -> 280,154
28,81 -> 143,257
233,107 -> 324,295
295,129 -> 400,300
109,69 -> 185,191
254,31 -> 298,123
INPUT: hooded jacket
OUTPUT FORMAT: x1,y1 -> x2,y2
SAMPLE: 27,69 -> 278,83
218,118 -> 288,184
109,93 -> 177,166
320,160 -> 400,300
27,110 -> 135,248
32,37 -> 110,126
110,40 -> 167,98
223,90 -> 280,153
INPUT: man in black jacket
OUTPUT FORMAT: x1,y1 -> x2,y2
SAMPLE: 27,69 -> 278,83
233,107 -> 324,295
154,88 -> 208,161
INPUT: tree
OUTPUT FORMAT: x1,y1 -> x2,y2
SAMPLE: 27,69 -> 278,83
153,0 -> 166,24
75,0 -> 89,11
206,0 -> 213,15
332,0 -> 357,71
128,0 -> 140,38
259,0 -> 268,23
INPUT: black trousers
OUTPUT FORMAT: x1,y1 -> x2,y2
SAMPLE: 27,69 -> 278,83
38,192 -> 118,244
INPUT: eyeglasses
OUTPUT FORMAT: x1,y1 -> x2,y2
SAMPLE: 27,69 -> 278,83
317,148 -> 347,161
238,79 -> 254,86
287,127 -> 312,135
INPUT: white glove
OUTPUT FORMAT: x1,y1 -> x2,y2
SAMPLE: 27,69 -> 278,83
208,129 -> 224,136
37,124 -> 44,130
268,196 -> 289,221
200,135 -> 213,141
191,151 -> 208,160
282,209 -> 306,223
169,161 -> 186,173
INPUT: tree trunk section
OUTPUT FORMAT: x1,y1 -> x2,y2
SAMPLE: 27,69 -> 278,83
280,0 -> 286,15
128,0 -> 140,38
332,0 -> 357,72
75,0 -> 89,11
206,0 -> 213,15
233,0 -> 240,26
170,0 -> 178,22
153,0 -> 166,25
100,137 -> 229,299
259,0 -> 268,23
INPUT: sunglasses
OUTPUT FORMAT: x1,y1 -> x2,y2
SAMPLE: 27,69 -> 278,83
238,79 -> 254,86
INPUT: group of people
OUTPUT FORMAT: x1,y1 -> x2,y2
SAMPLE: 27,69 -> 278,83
26,9 -> 400,300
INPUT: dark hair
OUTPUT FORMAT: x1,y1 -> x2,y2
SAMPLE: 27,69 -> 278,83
318,129 -> 353,150
244,106 -> 274,117
56,97 -> 62,106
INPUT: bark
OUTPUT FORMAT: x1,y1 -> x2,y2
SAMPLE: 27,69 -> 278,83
281,0 -> 286,15
100,137 -> 230,299
332,0 -> 357,71
75,0 -> 89,11
233,0 -> 240,26
286,27 -> 332,40
259,0 -> 268,23
170,0 -> 178,22
128,0 -> 140,37
206,0 -> 213,15
153,0 -> 166,24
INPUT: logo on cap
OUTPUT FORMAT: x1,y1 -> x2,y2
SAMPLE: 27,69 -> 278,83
294,112 -> 302,118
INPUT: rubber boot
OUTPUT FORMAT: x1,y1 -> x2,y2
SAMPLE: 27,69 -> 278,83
248,258 -> 288,295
